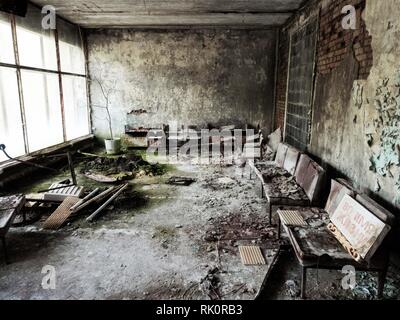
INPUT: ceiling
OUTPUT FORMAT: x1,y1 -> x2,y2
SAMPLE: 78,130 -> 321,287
30,0 -> 306,28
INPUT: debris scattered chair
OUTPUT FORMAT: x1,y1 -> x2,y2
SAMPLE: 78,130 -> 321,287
249,143 -> 325,224
0,195 -> 26,264
241,130 -> 265,177
278,179 -> 395,299
277,179 -> 356,239
247,142 -> 290,182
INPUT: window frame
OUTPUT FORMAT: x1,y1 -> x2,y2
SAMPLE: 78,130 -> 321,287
0,10 -> 91,159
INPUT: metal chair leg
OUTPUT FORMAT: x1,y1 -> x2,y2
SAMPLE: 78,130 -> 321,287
268,203 -> 272,225
377,269 -> 387,299
301,266 -> 307,299
261,182 -> 265,198
2,237 -> 9,265
277,218 -> 281,240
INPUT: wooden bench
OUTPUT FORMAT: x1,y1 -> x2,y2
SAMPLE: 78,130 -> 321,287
278,180 -> 395,299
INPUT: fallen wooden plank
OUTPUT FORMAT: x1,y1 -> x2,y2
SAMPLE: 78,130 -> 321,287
70,188 -> 100,212
72,186 -> 118,213
43,197 -> 81,230
86,184 -> 129,222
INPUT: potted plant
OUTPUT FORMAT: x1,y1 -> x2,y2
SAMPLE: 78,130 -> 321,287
92,78 -> 121,155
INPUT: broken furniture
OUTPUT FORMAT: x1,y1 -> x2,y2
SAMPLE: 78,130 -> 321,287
43,184 -> 129,229
124,125 -> 151,148
277,178 -> 355,239
43,184 -> 85,202
242,130 -> 263,160
147,129 -> 166,148
0,195 -> 26,263
279,180 -> 395,299
248,142 -> 294,182
249,143 -> 325,224
241,130 -> 264,177
124,125 -> 167,148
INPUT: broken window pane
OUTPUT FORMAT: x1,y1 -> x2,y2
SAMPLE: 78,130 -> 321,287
62,75 -> 90,140
15,4 -> 58,71
58,19 -> 86,75
0,12 -> 15,64
0,67 -> 25,162
21,70 -> 64,152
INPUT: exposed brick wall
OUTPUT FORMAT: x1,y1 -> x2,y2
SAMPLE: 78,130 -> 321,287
274,29 -> 289,130
274,0 -> 374,131
318,0 -> 373,79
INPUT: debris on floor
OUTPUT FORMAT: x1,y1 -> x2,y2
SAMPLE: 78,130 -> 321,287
80,153 -> 168,182
285,280 -> 300,298
167,176 -> 196,186
203,212 -> 278,242
200,267 -> 221,300
1,162 -> 399,301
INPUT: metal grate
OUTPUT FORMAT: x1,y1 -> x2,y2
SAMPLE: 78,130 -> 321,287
285,19 -> 318,151
44,184 -> 84,202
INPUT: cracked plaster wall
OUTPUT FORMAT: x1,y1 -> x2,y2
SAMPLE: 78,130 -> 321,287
86,29 -> 277,138
309,0 -> 400,211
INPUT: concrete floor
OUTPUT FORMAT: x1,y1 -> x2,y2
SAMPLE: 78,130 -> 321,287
1,160 -> 400,300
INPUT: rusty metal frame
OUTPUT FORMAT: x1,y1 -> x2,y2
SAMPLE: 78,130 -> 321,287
10,14 -> 29,154
1,9 -> 89,161
0,62 -> 86,78
81,26 -> 93,136
54,28 -> 67,141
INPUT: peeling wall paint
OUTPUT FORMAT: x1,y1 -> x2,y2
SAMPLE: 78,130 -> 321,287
369,72 -> 400,203
309,0 -> 400,211
86,29 -> 277,139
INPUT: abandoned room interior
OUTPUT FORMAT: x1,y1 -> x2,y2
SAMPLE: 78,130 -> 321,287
0,0 -> 399,302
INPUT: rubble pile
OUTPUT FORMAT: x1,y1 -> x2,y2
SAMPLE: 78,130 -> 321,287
80,154 -> 168,181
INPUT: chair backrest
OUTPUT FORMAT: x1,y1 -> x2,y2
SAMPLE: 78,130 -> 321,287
325,179 -> 356,216
295,154 -> 325,204
283,146 -> 301,175
331,194 -> 392,261
275,143 -> 288,168
356,194 -> 396,226
294,154 -> 311,186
